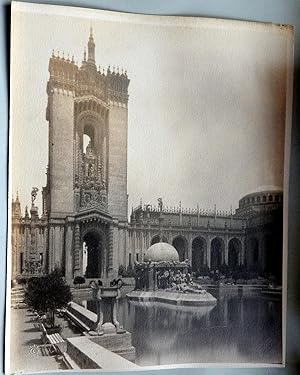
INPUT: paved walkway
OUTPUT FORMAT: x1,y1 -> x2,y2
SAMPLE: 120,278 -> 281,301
9,308 -> 67,374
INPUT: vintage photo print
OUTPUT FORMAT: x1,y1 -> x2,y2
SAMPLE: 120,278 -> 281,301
7,1 -> 294,373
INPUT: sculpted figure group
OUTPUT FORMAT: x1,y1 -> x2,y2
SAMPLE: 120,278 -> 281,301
158,270 -> 206,294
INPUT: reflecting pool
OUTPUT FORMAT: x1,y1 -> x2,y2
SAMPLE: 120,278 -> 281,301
86,294 -> 282,366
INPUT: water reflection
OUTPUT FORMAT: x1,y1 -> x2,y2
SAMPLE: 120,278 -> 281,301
86,295 -> 281,366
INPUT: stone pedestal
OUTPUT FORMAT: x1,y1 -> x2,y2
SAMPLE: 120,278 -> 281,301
66,298 -> 136,363
92,286 -> 126,335
87,284 -> 135,362
89,332 -> 135,362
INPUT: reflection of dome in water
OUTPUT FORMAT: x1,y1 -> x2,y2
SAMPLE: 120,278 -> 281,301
144,242 -> 179,262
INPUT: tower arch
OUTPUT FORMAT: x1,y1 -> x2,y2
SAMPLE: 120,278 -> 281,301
82,231 -> 104,278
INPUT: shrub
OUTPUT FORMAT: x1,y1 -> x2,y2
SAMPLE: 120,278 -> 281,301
232,265 -> 247,281
73,276 -> 85,286
16,276 -> 28,285
118,265 -> 126,276
219,263 -> 231,278
194,265 -> 211,278
24,269 -> 72,327
118,264 -> 136,278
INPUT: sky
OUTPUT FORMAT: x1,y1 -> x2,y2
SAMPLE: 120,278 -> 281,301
10,3 -> 290,215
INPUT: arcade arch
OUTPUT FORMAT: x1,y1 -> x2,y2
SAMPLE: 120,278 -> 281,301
192,236 -> 207,272
228,238 -> 242,269
172,236 -> 188,262
263,235 -> 273,273
210,237 -> 225,271
150,235 -> 168,246
248,237 -> 259,267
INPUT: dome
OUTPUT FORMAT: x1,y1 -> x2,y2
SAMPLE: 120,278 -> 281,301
244,185 -> 283,196
144,242 -> 179,262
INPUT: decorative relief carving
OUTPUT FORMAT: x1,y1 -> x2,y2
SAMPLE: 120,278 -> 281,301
75,140 -> 107,211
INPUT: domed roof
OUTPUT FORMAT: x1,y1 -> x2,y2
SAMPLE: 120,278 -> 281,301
144,242 -> 179,262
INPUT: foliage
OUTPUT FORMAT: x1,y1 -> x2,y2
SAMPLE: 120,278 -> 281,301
126,264 -> 136,277
118,264 -> 126,276
194,265 -> 210,277
24,269 -> 72,327
16,276 -> 28,285
247,264 -> 259,279
118,264 -> 135,277
73,276 -> 85,286
232,265 -> 248,281
219,263 -> 231,278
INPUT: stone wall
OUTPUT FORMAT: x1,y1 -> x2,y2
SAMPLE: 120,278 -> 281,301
107,104 -> 128,220
66,336 -> 138,370
48,91 -> 74,215
66,302 -> 136,363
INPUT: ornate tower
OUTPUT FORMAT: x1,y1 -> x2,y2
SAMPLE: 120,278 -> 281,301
45,29 -> 130,280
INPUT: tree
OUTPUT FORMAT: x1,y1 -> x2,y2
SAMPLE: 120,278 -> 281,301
24,269 -> 72,327
220,263 -> 231,278
118,264 -> 126,276
73,276 -> 85,288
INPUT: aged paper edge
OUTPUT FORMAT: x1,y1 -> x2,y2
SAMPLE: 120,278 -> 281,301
5,1 -> 295,373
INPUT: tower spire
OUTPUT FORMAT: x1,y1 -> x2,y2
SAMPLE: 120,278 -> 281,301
87,26 -> 95,64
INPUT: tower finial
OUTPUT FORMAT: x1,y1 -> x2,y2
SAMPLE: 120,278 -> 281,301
87,26 -> 95,64
83,47 -> 86,62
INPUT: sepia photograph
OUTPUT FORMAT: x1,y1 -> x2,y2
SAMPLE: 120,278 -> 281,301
7,1 -> 294,373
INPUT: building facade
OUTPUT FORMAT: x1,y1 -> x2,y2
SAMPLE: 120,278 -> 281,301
128,189 -> 283,279
10,31 -> 283,283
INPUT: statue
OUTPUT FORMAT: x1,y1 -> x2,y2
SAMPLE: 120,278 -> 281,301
158,197 -> 163,211
167,271 -> 206,294
85,141 -> 94,157
88,163 -> 95,177
31,187 -> 39,205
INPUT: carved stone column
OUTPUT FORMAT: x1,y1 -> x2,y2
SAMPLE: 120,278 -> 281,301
74,223 -> 81,276
240,237 -> 246,266
48,225 -> 54,272
108,222 -> 119,279
224,234 -> 229,265
207,235 -> 211,269
65,220 -> 74,282
188,238 -> 192,265
102,136 -> 107,182
132,230 -> 136,262
258,233 -> 264,273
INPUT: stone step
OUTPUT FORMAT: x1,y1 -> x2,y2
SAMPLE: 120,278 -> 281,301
11,287 -> 25,292
11,302 -> 27,309
11,290 -> 25,296
62,352 -> 81,369
11,299 -> 25,304
11,293 -> 25,299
